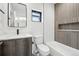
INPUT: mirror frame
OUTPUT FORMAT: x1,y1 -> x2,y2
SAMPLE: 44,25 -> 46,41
7,3 -> 27,28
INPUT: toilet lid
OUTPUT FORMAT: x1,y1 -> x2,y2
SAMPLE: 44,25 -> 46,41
37,44 -> 49,52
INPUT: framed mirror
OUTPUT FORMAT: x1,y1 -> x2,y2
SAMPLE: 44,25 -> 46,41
8,3 -> 27,28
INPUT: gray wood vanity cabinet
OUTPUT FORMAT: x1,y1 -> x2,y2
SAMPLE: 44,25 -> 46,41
0,42 -> 2,56
15,38 -> 32,56
2,40 -> 16,56
0,46 -> 1,55
1,37 -> 32,56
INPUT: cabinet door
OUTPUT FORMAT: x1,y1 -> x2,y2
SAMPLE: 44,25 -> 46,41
15,39 -> 26,56
2,38 -> 32,56
26,38 -> 32,56
0,45 -> 1,56
2,40 -> 16,56
0,42 -> 2,56
15,38 -> 32,56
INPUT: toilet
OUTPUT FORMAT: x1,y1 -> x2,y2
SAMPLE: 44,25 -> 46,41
33,35 -> 50,56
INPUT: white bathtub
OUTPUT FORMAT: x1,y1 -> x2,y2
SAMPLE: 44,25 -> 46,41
45,41 -> 79,56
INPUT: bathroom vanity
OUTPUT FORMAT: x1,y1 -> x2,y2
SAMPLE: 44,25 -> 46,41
0,34 -> 32,56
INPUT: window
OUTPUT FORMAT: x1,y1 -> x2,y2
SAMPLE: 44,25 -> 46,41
32,10 -> 42,22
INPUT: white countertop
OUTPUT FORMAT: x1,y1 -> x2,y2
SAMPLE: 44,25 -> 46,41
0,34 -> 32,41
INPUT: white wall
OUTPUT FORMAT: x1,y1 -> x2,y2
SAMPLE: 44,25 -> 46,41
44,3 -> 55,42
28,3 -> 43,36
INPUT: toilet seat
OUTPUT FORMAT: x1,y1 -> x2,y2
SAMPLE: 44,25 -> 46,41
37,44 -> 50,55
37,44 -> 49,52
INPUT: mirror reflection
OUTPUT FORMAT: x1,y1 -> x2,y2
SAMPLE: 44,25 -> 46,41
8,3 -> 27,27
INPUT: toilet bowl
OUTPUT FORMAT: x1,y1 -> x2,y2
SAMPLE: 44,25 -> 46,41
37,44 -> 50,56
33,35 -> 50,56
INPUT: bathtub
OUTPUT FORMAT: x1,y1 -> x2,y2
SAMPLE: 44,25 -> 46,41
45,41 -> 79,56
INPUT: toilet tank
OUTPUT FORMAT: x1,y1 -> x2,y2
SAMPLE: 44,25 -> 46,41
33,35 -> 43,44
